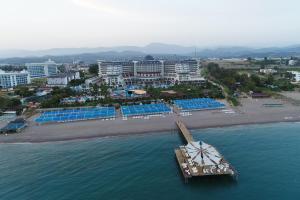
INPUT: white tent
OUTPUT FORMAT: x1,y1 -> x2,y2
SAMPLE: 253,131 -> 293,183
185,141 -> 222,166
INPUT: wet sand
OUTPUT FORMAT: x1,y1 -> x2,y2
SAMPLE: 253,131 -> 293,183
1,98 -> 300,143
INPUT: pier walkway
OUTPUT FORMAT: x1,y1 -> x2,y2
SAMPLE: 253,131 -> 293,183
175,120 -> 194,143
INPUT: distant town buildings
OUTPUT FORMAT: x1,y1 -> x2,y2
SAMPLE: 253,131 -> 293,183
288,71 -> 300,82
288,60 -> 297,66
203,59 -> 251,69
47,71 -> 80,87
26,59 -> 58,78
259,68 -> 277,74
98,56 -> 204,87
0,69 -> 31,89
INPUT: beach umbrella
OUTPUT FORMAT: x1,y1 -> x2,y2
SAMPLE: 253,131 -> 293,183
185,141 -> 222,166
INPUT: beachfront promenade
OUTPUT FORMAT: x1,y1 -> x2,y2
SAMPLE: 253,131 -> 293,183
175,120 -> 236,179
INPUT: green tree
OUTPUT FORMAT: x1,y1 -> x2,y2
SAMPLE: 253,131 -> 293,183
14,86 -> 35,97
89,64 -> 99,75
100,84 -> 109,97
0,96 -> 21,111
69,79 -> 85,86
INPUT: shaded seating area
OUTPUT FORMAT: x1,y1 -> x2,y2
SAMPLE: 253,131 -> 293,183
35,107 -> 116,124
121,103 -> 172,117
173,98 -> 225,111
0,118 -> 27,134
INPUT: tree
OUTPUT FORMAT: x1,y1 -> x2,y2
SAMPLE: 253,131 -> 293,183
250,75 -> 263,87
79,71 -> 85,78
14,86 -> 34,97
69,79 -> 85,87
91,84 -> 100,96
0,96 -> 21,111
266,75 -> 275,85
40,88 -> 76,108
89,64 -> 99,75
100,84 -> 109,97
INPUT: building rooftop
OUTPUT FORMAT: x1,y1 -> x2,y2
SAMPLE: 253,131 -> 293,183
0,69 -> 29,75
48,71 -> 78,79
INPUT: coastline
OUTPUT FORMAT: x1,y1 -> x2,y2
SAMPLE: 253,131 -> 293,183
0,119 -> 299,144
1,98 -> 300,144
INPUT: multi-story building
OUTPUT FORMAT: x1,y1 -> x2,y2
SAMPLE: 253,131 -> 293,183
104,65 -> 124,86
98,56 -> 204,87
47,71 -> 80,87
175,64 -> 191,82
26,59 -> 58,78
0,69 -> 31,89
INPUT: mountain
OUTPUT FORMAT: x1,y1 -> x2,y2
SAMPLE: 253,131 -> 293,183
1,43 -> 300,64
0,43 -> 197,59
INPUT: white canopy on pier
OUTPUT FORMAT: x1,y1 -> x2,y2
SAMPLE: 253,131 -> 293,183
185,141 -> 222,166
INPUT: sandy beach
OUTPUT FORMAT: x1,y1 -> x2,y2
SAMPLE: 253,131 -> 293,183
1,97 -> 300,143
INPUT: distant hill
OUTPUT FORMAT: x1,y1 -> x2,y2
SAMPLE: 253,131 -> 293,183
0,43 -> 196,59
0,43 -> 300,64
195,45 -> 300,58
0,51 -> 190,65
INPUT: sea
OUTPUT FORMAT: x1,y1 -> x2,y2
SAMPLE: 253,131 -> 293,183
0,122 -> 300,200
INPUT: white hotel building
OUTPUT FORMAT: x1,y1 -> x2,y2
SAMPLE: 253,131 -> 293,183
0,69 -> 31,89
47,71 -> 81,87
98,56 -> 204,87
26,59 -> 58,78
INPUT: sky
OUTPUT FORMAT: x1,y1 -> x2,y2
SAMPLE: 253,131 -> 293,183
0,0 -> 300,50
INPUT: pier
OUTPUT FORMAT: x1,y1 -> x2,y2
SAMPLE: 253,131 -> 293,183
175,120 -> 194,143
175,120 -> 236,179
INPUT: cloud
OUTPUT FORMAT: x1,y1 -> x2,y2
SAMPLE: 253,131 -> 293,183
70,0 -> 176,23
71,0 -> 127,16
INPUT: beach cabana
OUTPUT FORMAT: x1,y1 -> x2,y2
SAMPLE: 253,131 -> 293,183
0,118 -> 27,134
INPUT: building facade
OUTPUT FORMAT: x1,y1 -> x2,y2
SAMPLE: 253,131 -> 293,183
85,76 -> 101,87
98,56 -> 204,87
0,69 -> 31,89
26,59 -> 58,78
47,71 -> 80,87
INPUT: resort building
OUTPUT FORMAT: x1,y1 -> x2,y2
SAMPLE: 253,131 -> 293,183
26,59 -> 58,78
98,56 -> 204,87
47,71 -> 80,87
0,111 -> 17,121
0,69 -> 31,89
85,76 -> 102,87
102,65 -> 124,86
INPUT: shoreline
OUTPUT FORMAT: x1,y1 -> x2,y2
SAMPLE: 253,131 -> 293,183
1,118 -> 299,144
1,98 -> 300,144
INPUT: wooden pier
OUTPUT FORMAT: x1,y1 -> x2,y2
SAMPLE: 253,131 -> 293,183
175,120 -> 236,179
175,120 -> 194,143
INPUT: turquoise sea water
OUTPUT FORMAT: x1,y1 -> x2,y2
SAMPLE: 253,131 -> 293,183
0,123 -> 300,200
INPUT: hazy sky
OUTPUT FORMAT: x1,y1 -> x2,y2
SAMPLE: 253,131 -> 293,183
0,0 -> 300,50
